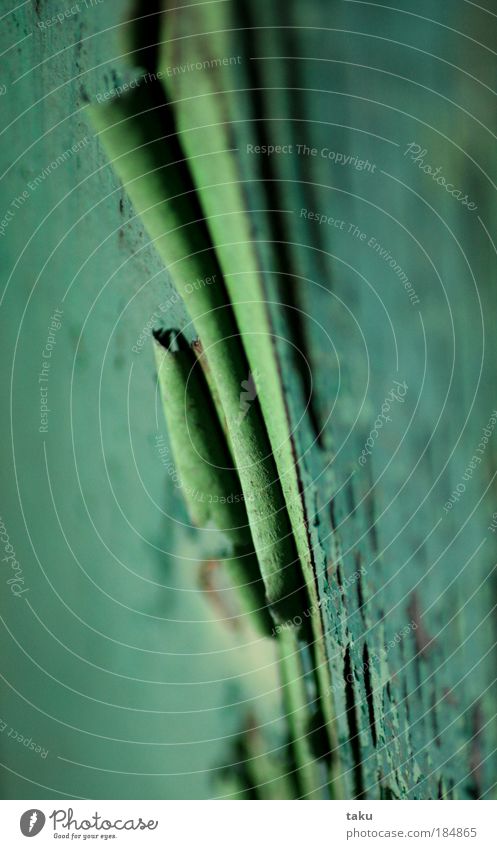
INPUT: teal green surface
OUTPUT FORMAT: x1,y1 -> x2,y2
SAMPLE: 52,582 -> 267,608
1,0 -> 496,799
0,0 -> 266,799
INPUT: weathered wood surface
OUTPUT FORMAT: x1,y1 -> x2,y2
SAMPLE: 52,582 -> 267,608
1,0 -> 496,799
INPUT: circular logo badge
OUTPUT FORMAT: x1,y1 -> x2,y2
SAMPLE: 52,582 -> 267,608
20,810 -> 46,837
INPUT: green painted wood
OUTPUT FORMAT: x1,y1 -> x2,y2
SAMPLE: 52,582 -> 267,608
1,0 -> 496,800
0,0 -> 265,800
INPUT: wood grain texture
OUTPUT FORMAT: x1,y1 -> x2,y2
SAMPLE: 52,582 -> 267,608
153,0 -> 497,799
0,0 -> 496,800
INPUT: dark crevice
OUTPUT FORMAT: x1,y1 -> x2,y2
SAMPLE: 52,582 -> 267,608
362,644 -> 377,747
468,702 -> 484,799
367,501 -> 379,554
363,467 -> 379,553
299,637 -> 334,766
344,646 -> 364,799
345,478 -> 356,518
406,596 -> 425,691
257,294 -> 324,611
153,327 -> 185,353
146,88 -> 224,265
381,785 -> 400,800
107,70 -> 224,290
271,7 -> 333,292
403,679 -> 411,722
276,293 -> 326,449
217,733 -> 259,800
355,554 -> 367,621
307,707 -> 332,763
236,5 -> 325,449
330,498 -> 337,532
125,0 -> 163,74
356,575 -> 365,614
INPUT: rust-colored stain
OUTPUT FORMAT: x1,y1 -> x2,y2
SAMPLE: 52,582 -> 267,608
408,592 -> 435,657
198,559 -> 240,631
